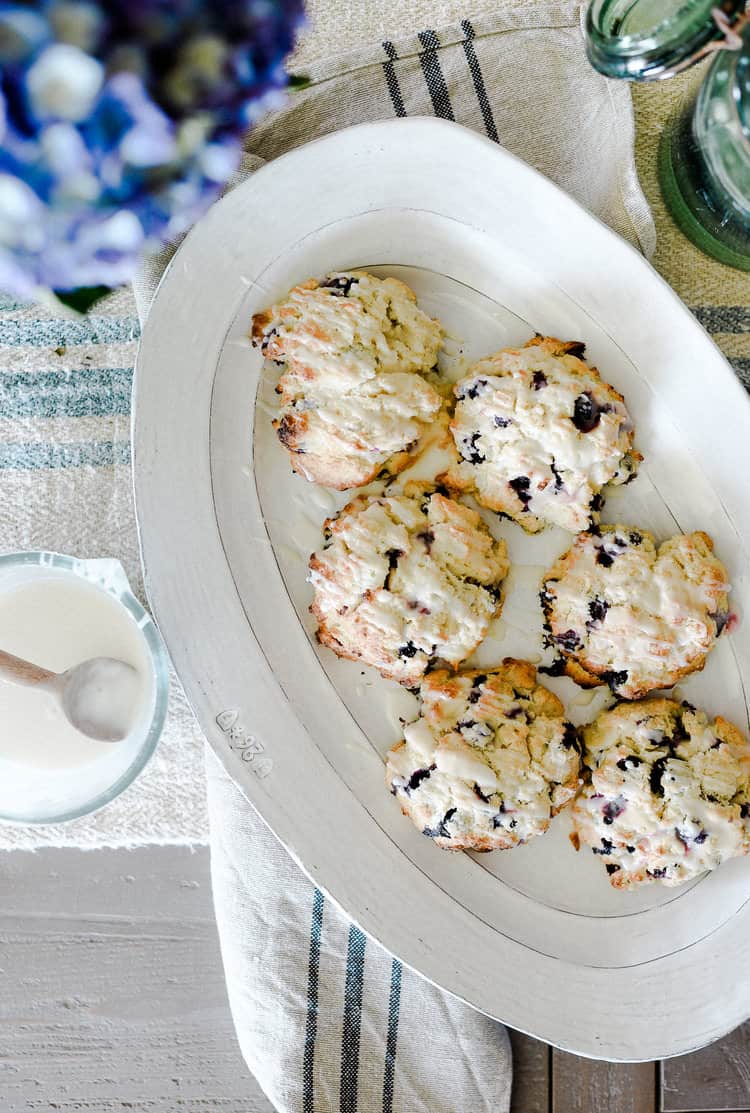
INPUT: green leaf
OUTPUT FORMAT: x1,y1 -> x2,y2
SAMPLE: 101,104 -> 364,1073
287,73 -> 311,91
54,285 -> 112,314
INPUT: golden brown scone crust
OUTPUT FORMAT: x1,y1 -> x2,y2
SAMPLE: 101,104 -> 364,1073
441,335 -> 641,533
572,698 -> 750,887
251,271 -> 445,489
309,483 -> 509,685
541,526 -> 731,699
386,658 -> 581,850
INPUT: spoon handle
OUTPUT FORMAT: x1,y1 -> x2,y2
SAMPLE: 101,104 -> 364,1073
0,649 -> 57,688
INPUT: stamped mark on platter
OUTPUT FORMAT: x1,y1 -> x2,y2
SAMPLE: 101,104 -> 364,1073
216,709 -> 272,778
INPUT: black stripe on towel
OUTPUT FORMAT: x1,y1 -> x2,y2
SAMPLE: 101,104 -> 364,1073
303,888 -> 325,1113
382,41 -> 407,117
691,306 -> 750,333
340,925 -> 367,1113
417,29 -> 455,121
382,958 -> 403,1113
461,20 -> 499,142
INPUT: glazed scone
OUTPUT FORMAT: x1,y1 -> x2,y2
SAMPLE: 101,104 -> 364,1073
251,271 -> 445,489
572,699 -> 750,888
541,525 -> 732,699
309,484 -> 509,685
386,659 -> 581,850
442,336 -> 640,533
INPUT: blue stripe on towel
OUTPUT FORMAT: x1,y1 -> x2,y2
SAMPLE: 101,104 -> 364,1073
0,316 -> 140,347
0,367 -> 133,418
340,925 -> 367,1113
382,959 -> 402,1113
0,440 -> 131,470
303,888 -> 325,1113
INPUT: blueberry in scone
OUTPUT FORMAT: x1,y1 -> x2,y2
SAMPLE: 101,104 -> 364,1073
251,271 -> 445,490
308,483 -> 509,686
541,525 -> 732,699
442,336 -> 640,533
386,659 -> 582,850
571,698 -> 750,887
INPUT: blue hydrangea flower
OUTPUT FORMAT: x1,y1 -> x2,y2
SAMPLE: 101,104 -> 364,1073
0,1 -> 305,304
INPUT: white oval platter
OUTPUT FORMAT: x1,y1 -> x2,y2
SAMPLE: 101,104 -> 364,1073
134,117 -> 750,1061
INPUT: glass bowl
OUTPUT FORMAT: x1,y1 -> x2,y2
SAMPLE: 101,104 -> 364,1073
0,552 -> 169,825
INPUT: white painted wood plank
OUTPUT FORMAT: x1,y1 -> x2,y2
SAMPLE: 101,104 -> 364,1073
0,846 -> 274,1113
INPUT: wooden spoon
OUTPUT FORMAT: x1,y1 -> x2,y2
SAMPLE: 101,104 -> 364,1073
0,649 -> 140,742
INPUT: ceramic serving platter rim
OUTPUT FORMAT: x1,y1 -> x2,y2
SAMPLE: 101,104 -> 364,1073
133,116 -> 750,1061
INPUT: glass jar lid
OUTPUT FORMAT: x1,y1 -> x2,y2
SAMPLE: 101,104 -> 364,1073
585,0 -> 749,81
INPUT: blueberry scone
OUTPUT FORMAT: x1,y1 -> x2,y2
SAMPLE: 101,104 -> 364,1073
386,659 -> 581,850
442,336 -> 640,533
541,526 -> 732,699
251,271 -> 445,489
309,484 -> 509,686
571,699 -> 750,887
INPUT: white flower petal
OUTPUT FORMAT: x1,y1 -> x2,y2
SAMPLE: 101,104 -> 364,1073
40,122 -> 90,174
26,43 -> 103,122
0,175 -> 44,250
119,123 -> 175,168
199,142 -> 239,183
76,210 -> 144,254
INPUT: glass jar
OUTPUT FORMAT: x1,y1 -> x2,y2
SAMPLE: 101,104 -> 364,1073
660,25 -> 750,269
585,1 -> 750,270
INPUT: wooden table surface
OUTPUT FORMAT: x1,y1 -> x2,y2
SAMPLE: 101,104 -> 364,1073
2,845 -> 748,1113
